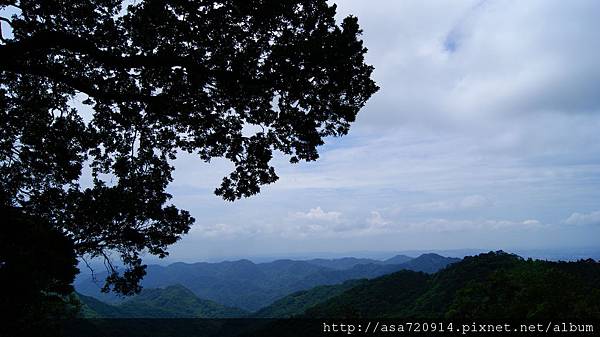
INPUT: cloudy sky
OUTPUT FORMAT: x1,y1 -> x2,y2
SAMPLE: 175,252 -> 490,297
162,0 -> 600,260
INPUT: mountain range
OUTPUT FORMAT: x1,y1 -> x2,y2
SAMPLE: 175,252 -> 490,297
76,251 -> 600,322
76,253 -> 459,312
304,251 -> 600,320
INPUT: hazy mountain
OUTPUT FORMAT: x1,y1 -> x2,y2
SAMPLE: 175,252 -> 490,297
304,251 -> 600,320
78,284 -> 247,318
252,254 -> 459,317
382,254 -> 413,265
299,253 -> 458,284
77,251 -> 600,323
304,257 -> 382,270
395,253 -> 460,273
75,254 -> 458,311
303,255 -> 413,270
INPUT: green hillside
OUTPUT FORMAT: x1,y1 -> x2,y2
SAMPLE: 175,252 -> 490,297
76,292 -> 128,318
254,279 -> 366,318
253,254 -> 458,318
305,251 -> 600,320
78,284 -> 247,318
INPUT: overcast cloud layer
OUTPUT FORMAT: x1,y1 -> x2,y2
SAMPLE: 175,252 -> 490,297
162,0 -> 600,260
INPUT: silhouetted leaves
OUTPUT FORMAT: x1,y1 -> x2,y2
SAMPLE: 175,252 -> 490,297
0,0 -> 377,298
0,206 -> 80,336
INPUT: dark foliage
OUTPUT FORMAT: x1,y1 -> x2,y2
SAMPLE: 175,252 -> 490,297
0,0 -> 377,301
0,206 -> 80,336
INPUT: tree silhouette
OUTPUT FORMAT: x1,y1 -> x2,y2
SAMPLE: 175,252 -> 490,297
0,205 -> 80,336
0,0 -> 377,299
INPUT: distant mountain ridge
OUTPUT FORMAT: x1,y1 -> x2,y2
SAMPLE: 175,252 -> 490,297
75,253 -> 459,311
304,255 -> 411,269
254,254 -> 460,317
75,251 -> 600,337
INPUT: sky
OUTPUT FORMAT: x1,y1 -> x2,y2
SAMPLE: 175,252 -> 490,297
101,1 -> 600,260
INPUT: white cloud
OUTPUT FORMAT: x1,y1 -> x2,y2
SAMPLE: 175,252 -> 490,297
410,200 -> 455,212
287,211 -> 546,237
291,207 -> 342,223
334,0 -> 600,130
375,217 -> 545,234
366,211 -> 390,228
189,223 -> 250,238
286,207 -> 376,236
160,1 -> 600,258
522,219 -> 542,227
408,195 -> 492,213
459,195 -> 492,209
565,211 -> 600,226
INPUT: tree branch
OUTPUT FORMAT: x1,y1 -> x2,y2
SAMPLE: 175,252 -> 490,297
0,58 -> 146,102
1,1 -> 22,11
0,17 -> 10,43
0,17 -> 13,26
80,256 -> 97,283
0,30 -> 197,69
100,250 -> 117,276
0,30 -> 217,102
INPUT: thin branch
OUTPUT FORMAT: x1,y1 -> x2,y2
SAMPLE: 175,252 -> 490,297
0,20 -> 6,43
80,256 -> 97,283
100,250 -> 116,275
130,128 -> 138,169
0,17 -> 13,26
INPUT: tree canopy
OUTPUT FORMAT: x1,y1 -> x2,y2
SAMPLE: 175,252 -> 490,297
0,0 -> 378,296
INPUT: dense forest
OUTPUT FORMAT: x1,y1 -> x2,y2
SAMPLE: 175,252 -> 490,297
305,251 -> 600,320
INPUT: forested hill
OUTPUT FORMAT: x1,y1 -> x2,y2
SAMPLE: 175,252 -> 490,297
77,285 -> 247,318
304,251 -> 600,320
76,253 -> 459,311
253,279 -> 367,318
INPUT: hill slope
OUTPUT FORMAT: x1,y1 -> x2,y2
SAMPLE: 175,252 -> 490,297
76,293 -> 128,318
253,279 -> 366,318
305,251 -> 600,320
252,254 -> 458,317
78,285 -> 247,318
